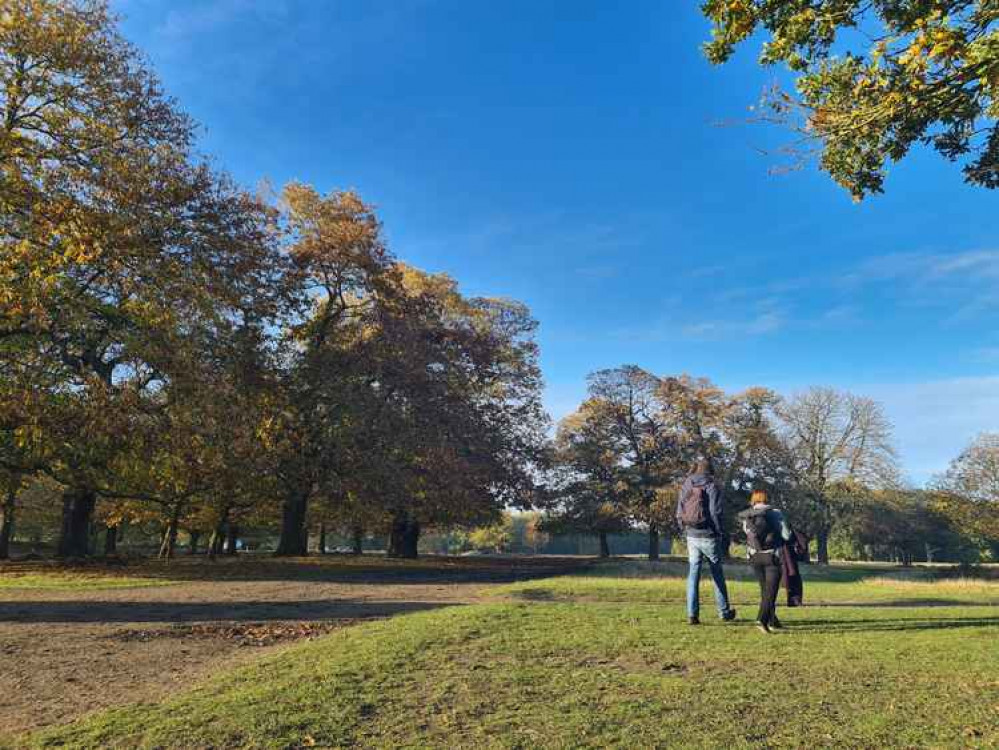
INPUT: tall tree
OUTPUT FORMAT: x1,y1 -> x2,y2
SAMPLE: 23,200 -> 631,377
933,432 -> 999,555
702,1 -> 999,199
586,366 -> 672,559
270,184 -> 393,556
656,374 -> 730,535
1,0 -> 282,556
362,266 -> 548,557
776,387 -> 898,563
549,404 -> 631,557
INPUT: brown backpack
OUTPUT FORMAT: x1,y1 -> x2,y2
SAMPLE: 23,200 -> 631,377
679,484 -> 710,528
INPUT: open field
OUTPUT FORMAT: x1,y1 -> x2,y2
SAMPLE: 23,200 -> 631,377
0,555 -> 583,740
3,557 -> 999,749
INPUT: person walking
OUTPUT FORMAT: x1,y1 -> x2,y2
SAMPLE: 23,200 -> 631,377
676,458 -> 736,625
738,489 -> 792,634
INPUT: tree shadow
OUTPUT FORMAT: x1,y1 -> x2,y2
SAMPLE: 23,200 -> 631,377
13,556 -> 593,586
785,616 -> 999,633
0,598 -> 460,624
511,589 -> 557,601
807,599 -> 997,608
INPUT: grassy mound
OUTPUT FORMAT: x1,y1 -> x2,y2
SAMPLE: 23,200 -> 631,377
23,563 -> 999,749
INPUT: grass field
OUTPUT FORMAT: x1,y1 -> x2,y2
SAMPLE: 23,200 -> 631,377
10,558 -> 998,749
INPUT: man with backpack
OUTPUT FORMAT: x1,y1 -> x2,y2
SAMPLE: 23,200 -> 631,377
676,458 -> 736,625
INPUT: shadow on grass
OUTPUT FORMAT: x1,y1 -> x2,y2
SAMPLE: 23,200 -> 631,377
512,589 -> 557,601
0,599 -> 459,624
12,556 -> 593,586
786,616 -> 999,633
808,599 -> 998,608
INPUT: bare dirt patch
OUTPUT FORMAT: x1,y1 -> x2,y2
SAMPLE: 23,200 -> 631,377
0,555 -> 585,736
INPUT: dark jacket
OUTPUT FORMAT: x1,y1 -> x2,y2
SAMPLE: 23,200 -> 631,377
737,504 -> 791,553
781,543 -> 804,607
675,473 -> 723,539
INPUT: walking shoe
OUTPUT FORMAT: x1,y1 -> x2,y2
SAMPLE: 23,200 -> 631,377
770,616 -> 783,629
755,621 -> 772,634
721,608 -> 737,622
688,616 -> 700,625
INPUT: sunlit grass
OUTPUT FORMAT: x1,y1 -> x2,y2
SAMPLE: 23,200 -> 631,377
492,560 -> 999,607
0,573 -> 175,591
21,562 -> 999,749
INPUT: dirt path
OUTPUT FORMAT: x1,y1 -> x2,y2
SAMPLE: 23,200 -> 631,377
0,556 -> 584,736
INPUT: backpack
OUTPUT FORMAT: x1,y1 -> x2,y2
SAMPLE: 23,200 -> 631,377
679,483 -> 710,528
744,510 -> 778,551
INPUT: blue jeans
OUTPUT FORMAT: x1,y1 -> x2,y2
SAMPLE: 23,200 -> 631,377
686,536 -> 732,618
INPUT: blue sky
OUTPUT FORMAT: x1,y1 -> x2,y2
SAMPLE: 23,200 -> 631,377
114,0 -> 998,484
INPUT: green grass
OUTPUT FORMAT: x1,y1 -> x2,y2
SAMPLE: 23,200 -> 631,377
0,573 -> 175,591
20,561 -> 999,749
494,560 -> 999,607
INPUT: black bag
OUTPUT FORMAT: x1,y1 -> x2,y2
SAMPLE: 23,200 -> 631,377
791,530 -> 810,563
744,511 -> 777,551
679,484 -> 710,528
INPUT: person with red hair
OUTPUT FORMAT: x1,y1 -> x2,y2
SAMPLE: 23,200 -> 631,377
738,488 -> 792,634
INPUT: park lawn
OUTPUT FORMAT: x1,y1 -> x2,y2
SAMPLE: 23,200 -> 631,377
23,565 -> 999,750
495,560 -> 999,607
0,572 -> 176,591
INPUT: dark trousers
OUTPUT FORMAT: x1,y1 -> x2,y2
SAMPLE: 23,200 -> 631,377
751,552 -> 781,625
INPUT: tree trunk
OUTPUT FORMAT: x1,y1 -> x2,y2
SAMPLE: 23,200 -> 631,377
275,487 -> 309,556
0,486 -> 16,560
225,523 -> 239,555
158,527 -> 169,559
208,509 -> 228,560
188,530 -> 200,555
208,524 -> 225,558
598,531 -> 610,558
57,488 -> 96,558
647,521 -> 660,561
159,503 -> 182,560
317,522 -> 327,554
104,525 -> 118,556
816,529 -> 830,565
388,513 -> 420,559
352,524 -> 364,556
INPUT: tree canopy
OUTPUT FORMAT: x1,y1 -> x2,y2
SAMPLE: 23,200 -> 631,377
702,0 -> 999,199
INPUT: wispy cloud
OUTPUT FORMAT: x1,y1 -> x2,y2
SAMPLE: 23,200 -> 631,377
156,0 -> 289,39
699,248 -> 999,338
815,304 -> 859,325
845,249 -> 999,289
681,308 -> 784,340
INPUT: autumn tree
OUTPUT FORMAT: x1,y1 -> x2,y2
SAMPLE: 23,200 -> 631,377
717,387 -> 825,549
655,374 -> 731,536
1,0 -> 282,556
467,513 -> 513,553
268,184 -> 395,556
776,387 -> 899,563
833,486 -> 971,564
359,266 -> 548,558
548,403 -> 631,557
702,1 -> 999,198
584,366 -> 674,559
